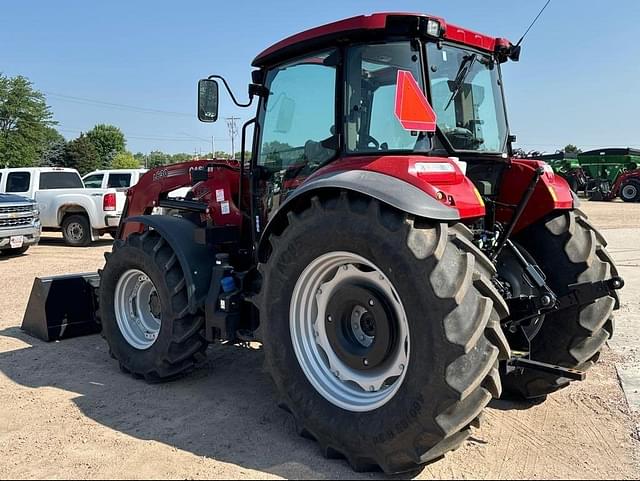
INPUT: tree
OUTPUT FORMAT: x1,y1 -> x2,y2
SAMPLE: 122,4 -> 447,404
170,152 -> 192,163
39,127 -> 66,167
0,73 -> 56,167
234,150 -> 252,161
562,144 -> 582,154
111,151 -> 140,169
147,150 -> 170,168
63,134 -> 100,174
86,124 -> 126,168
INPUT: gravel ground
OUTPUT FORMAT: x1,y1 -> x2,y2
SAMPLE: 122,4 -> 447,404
0,202 -> 638,480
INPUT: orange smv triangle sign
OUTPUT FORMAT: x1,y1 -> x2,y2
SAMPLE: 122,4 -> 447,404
394,70 -> 437,132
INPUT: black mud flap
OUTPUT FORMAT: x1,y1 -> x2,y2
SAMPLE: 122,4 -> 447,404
21,273 -> 101,342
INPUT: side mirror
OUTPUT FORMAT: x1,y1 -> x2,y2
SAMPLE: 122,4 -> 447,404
198,79 -> 219,122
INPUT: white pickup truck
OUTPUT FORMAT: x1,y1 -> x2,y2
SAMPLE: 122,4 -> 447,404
0,168 -> 125,246
83,168 -> 190,198
82,169 -> 148,190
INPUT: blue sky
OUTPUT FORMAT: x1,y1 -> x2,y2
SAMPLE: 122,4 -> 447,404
3,0 -> 639,155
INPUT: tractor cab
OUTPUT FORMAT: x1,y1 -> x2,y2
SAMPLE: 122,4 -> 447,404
198,13 -> 520,232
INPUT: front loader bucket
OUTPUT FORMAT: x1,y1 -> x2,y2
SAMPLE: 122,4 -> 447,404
21,273 -> 101,342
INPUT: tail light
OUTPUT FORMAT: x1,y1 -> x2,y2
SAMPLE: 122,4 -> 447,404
103,193 -> 117,212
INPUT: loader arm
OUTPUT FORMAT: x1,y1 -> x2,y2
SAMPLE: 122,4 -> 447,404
119,159 -> 242,239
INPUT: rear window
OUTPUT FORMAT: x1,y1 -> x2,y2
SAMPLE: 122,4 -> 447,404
39,172 -> 84,190
6,172 -> 31,193
107,173 -> 132,188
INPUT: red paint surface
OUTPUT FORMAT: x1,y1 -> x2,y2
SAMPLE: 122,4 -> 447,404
311,155 -> 485,219
496,159 -> 574,233
395,70 -> 437,132
611,169 -> 640,200
253,13 -> 508,66
120,159 -> 243,239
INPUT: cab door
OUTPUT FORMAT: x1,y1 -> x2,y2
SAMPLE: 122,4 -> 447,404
254,50 -> 339,233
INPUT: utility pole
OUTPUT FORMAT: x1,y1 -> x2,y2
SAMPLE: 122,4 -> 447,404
211,136 -> 216,158
226,117 -> 241,159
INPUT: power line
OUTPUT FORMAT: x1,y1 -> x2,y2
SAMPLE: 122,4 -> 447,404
225,117 -> 241,158
57,127 -> 233,143
45,92 -> 194,117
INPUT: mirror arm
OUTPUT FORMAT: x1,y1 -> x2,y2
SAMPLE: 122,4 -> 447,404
208,75 -> 267,108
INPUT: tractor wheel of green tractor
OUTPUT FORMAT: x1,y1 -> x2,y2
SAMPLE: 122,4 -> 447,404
502,210 -> 618,400
620,180 -> 640,203
257,192 -> 510,475
99,230 -> 207,382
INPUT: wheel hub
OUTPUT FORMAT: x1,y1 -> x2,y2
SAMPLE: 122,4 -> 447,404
114,269 -> 162,350
68,222 -> 84,241
622,184 -> 637,200
290,252 -> 410,412
324,285 -> 397,372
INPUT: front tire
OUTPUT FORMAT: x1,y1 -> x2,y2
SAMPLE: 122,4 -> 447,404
620,180 -> 640,202
502,210 -> 618,399
3,246 -> 29,256
99,230 -> 207,381
257,193 -> 510,474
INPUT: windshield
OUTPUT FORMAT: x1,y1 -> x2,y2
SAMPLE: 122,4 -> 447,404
427,43 -> 508,153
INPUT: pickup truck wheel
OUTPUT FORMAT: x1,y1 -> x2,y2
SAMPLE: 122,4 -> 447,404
62,214 -> 91,247
3,246 -> 29,256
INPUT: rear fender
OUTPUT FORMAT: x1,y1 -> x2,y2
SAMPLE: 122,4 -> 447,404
497,159 -> 574,233
257,169 -> 460,262
122,215 -> 213,313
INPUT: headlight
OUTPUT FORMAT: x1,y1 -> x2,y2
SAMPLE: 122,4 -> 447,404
426,19 -> 442,37
414,162 -> 456,174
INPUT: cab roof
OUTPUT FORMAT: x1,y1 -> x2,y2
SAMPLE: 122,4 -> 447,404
253,12 -> 509,68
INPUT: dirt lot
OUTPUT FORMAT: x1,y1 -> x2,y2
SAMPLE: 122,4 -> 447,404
1,202 -> 639,480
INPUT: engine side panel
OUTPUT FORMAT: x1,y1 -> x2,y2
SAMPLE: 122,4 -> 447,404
496,159 -> 574,233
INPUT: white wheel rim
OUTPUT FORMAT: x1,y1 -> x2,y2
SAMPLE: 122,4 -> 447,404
290,251 -> 410,412
114,269 -> 162,350
622,184 -> 637,200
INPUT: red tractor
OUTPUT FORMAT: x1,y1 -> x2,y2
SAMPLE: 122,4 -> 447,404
24,13 -> 623,475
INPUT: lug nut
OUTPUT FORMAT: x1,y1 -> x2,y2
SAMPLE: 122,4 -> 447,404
541,295 -> 553,307
369,386 -> 375,392
327,315 -> 333,323
363,359 -> 369,366
399,364 -> 405,371
368,299 -> 375,307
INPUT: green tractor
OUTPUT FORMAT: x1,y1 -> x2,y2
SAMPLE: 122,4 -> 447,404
577,148 -> 640,202
532,148 -> 640,202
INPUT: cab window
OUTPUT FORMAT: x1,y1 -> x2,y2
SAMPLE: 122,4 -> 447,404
345,42 -> 426,153
83,174 -> 104,189
258,50 -> 337,172
6,172 -> 31,193
107,173 -> 132,188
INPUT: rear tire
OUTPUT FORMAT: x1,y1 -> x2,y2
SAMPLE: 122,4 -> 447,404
99,230 -> 207,382
62,214 -> 92,247
502,210 -> 617,399
257,193 -> 510,474
620,180 -> 640,203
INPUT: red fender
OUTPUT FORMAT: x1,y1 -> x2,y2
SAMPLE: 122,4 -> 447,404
312,155 -> 486,219
496,159 -> 574,234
